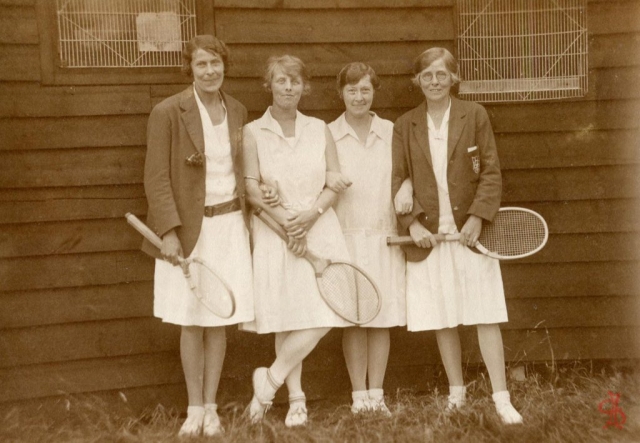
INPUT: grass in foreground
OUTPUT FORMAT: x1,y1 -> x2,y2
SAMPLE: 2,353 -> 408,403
2,363 -> 638,443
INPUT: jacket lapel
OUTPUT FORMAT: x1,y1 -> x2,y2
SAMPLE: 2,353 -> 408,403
411,102 -> 432,167
447,97 -> 467,161
180,86 -> 205,156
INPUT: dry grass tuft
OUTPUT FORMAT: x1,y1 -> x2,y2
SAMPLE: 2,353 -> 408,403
1,362 -> 638,442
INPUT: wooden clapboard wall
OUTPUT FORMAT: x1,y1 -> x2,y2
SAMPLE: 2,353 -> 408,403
0,0 -> 638,414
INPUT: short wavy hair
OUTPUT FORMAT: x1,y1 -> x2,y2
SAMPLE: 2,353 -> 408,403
336,62 -> 381,98
411,47 -> 460,86
262,55 -> 312,96
181,35 -> 230,77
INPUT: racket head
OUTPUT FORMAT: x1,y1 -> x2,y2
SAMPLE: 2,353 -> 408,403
316,261 -> 381,325
182,258 -> 236,319
478,207 -> 549,259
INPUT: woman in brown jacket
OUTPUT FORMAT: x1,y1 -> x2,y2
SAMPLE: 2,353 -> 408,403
143,35 -> 263,437
392,47 -> 522,424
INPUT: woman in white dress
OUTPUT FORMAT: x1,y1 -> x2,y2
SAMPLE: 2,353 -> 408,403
327,62 -> 406,415
143,35 -> 258,437
242,55 -> 352,427
392,47 -> 523,424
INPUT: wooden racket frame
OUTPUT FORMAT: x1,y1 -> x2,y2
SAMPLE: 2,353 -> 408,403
125,213 -> 236,318
386,207 -> 549,260
253,207 -> 381,325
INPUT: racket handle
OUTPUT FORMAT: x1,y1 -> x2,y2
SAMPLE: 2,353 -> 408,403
386,233 -> 460,246
125,213 -> 164,250
253,207 -> 290,243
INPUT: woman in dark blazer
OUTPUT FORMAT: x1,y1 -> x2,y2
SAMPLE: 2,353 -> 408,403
143,35 -> 258,437
392,47 -> 523,425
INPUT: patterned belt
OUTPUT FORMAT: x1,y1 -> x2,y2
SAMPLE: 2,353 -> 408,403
204,198 -> 241,217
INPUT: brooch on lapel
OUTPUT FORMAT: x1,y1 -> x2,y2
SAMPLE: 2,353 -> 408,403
185,152 -> 204,167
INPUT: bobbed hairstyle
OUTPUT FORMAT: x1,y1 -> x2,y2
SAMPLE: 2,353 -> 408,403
181,35 -> 230,77
411,47 -> 461,86
336,62 -> 381,98
262,55 -> 312,96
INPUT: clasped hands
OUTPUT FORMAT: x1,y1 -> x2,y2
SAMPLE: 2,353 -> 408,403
409,214 -> 483,249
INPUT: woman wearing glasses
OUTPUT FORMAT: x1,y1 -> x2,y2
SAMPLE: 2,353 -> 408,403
392,47 -> 522,424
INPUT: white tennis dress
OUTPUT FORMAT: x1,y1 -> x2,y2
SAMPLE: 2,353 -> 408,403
329,113 -> 406,328
153,90 -> 254,327
242,108 -> 353,333
406,103 -> 508,331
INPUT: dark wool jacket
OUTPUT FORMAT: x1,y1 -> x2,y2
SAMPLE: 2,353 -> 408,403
391,97 -> 502,262
142,86 -> 249,259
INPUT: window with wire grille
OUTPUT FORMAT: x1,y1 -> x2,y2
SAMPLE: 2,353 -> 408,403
56,0 -> 197,68
457,0 -> 588,102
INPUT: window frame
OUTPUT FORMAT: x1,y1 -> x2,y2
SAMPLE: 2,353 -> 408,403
36,0 -> 214,85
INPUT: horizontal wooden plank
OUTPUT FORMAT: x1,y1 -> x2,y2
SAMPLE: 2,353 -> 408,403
216,0 -> 452,7
590,33 -> 640,68
0,317 -> 179,368
0,0 -> 35,5
0,87 -> 152,118
0,351 -> 184,402
502,261 -> 639,298
0,115 -> 147,150
465,326 -> 640,362
504,296 -> 639,330
528,232 -> 640,264
0,146 -> 145,188
0,250 -> 153,292
589,1 -> 640,35
0,6 -> 37,44
0,194 -> 146,224
225,41 -> 453,77
0,282 -> 152,328
522,198 -> 640,234
496,129 -> 640,169
586,66 -> 640,101
486,99 -> 640,133
0,44 -> 39,81
503,164 -> 640,202
0,218 -> 142,258
216,8 -> 453,44
0,183 -> 144,202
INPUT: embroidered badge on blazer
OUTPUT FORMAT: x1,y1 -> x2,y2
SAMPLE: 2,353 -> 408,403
472,156 -> 480,174
467,146 -> 480,174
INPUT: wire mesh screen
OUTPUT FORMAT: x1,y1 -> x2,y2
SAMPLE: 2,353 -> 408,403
56,0 -> 197,68
457,0 -> 588,102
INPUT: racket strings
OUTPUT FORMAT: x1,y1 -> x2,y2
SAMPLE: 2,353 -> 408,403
480,211 -> 546,257
318,263 -> 380,324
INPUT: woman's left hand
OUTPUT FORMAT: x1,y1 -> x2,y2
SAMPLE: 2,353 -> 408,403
325,171 -> 352,193
283,210 -> 318,239
459,215 -> 483,247
259,183 -> 281,207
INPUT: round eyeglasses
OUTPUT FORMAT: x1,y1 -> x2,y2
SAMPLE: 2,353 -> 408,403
419,71 -> 449,82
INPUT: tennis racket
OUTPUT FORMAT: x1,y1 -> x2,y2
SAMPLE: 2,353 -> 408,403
253,207 -> 381,325
125,213 -> 236,318
387,207 -> 548,260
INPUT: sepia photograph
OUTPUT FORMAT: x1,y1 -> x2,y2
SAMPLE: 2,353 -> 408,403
0,0 -> 638,441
